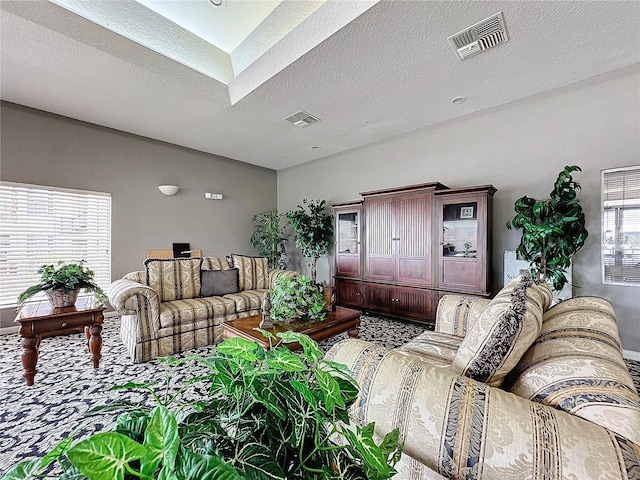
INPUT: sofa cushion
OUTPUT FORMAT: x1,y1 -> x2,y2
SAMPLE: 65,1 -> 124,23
450,275 -> 552,387
397,331 -> 463,367
223,289 -> 268,314
200,268 -> 239,297
145,258 -> 202,302
505,296 -> 640,445
159,296 -> 236,329
230,254 -> 269,291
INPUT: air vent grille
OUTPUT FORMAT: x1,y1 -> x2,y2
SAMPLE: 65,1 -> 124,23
283,110 -> 321,128
448,12 -> 509,60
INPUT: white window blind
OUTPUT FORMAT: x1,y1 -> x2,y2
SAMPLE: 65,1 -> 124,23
602,166 -> 640,285
0,182 -> 111,307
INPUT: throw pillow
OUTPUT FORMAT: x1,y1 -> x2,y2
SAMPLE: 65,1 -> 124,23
450,274 -> 552,387
200,269 -> 240,297
230,254 -> 269,291
145,258 -> 202,302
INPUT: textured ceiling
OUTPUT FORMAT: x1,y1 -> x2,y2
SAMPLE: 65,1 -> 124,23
1,0 -> 639,171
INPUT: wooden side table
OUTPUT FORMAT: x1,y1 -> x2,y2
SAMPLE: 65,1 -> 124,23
15,296 -> 106,386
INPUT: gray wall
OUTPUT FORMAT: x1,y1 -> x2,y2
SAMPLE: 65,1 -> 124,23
277,65 -> 640,353
0,102 -> 277,327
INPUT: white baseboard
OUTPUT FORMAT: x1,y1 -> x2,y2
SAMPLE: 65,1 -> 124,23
0,325 -> 19,335
623,349 -> 640,361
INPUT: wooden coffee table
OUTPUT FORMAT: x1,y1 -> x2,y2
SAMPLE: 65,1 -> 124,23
15,296 -> 105,386
223,306 -> 361,350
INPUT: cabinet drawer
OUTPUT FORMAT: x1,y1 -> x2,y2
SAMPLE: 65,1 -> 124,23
30,313 -> 99,335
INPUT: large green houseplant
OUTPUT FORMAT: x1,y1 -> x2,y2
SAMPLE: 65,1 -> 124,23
3,332 -> 402,480
250,208 -> 290,269
286,199 -> 334,283
17,260 -> 107,309
269,274 -> 326,323
506,165 -> 588,290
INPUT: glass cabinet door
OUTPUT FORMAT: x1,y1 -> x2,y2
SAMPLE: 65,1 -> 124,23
441,202 -> 478,258
334,206 -> 362,278
338,212 -> 359,255
437,196 -> 485,293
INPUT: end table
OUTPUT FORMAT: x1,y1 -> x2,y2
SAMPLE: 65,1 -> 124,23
15,296 -> 106,386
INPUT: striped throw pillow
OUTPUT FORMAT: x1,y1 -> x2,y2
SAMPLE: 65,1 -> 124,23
450,275 -> 552,387
230,254 -> 269,291
145,258 -> 202,302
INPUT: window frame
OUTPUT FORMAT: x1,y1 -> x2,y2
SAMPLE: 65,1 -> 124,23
601,165 -> 640,286
0,182 -> 111,308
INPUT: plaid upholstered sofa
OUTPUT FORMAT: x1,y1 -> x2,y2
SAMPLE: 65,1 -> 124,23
326,275 -> 640,480
108,254 -> 297,363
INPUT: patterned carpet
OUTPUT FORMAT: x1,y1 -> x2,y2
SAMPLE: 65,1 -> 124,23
0,315 -> 638,475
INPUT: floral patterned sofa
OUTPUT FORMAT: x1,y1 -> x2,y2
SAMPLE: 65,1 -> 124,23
108,254 -> 296,363
326,275 -> 640,480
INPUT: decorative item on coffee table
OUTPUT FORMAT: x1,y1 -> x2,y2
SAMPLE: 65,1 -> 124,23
269,274 -> 326,324
16,260 -> 107,310
259,291 -> 274,329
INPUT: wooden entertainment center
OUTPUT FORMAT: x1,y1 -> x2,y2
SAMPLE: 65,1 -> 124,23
333,182 -> 496,326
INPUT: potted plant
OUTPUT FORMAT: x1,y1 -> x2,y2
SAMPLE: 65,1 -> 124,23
250,208 -> 290,269
270,274 -> 326,323
506,165 -> 589,290
17,260 -> 108,309
4,332 -> 402,480
286,199 -> 334,284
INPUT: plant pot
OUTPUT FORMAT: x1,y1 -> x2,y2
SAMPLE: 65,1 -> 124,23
46,288 -> 80,308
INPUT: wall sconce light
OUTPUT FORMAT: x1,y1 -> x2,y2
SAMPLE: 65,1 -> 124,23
204,192 -> 223,200
158,185 -> 179,196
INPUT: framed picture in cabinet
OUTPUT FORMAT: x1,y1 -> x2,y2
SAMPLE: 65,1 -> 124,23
460,206 -> 474,219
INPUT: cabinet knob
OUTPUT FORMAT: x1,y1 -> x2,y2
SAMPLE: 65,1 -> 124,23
61,322 -> 68,328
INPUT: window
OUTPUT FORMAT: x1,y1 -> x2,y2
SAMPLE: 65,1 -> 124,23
0,182 -> 111,307
602,166 -> 640,285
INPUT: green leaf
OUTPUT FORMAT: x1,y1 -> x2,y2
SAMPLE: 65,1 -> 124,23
40,434 -> 76,469
253,327 -> 275,340
0,459 -> 42,480
290,380 -> 318,408
236,443 -> 286,479
110,381 -> 157,391
314,369 -> 344,412
265,348 -> 307,372
67,432 -> 146,480
252,379 -> 287,419
342,424 -> 393,478
140,405 -> 180,476
216,337 -> 260,362
175,447 -> 242,480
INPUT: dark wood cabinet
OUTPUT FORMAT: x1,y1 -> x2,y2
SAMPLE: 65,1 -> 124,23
335,278 -> 363,309
333,182 -> 495,326
365,283 -> 433,322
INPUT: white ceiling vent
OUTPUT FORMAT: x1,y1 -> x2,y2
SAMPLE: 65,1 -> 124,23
448,12 -> 509,60
283,110 -> 321,128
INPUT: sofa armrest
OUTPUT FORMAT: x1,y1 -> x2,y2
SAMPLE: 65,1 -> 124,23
268,268 -> 298,288
434,294 -> 490,337
108,279 -> 159,316
325,339 -> 639,480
